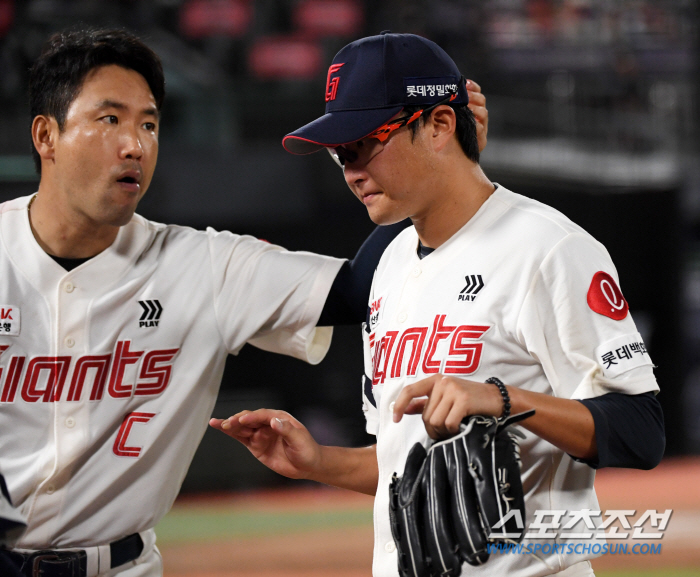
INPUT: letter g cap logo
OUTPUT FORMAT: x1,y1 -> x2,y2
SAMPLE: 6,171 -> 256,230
587,271 -> 628,320
325,63 -> 344,102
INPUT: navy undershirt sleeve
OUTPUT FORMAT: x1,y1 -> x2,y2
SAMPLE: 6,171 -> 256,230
318,219 -> 411,326
575,391 -> 665,470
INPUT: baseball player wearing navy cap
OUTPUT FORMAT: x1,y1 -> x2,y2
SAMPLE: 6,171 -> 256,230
282,33 -> 469,155
213,32 -> 665,577
0,27 -> 490,577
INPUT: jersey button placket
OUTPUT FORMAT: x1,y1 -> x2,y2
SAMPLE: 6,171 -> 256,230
57,278 -> 86,475
59,280 -> 80,352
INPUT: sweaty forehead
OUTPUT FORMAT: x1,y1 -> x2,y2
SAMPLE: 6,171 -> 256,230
73,65 -> 156,111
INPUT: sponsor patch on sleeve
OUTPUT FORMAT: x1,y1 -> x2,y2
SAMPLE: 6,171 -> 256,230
595,332 -> 652,378
0,305 -> 20,336
587,271 -> 628,320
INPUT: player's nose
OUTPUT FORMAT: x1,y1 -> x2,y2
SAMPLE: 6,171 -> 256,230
119,126 -> 144,160
343,163 -> 367,189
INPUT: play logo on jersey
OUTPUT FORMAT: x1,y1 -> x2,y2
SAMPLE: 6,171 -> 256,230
0,306 -> 20,336
458,275 -> 484,302
138,299 -> 162,328
587,272 -> 628,320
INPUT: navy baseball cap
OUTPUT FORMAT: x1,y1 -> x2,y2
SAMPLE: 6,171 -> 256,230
282,32 -> 469,155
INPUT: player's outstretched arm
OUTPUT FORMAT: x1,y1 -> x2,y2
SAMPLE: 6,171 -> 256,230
210,410 -> 378,495
392,375 -> 596,461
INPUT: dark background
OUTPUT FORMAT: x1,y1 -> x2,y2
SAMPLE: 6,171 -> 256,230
0,0 -> 698,491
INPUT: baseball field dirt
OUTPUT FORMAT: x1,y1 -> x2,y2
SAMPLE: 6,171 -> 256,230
157,457 -> 700,576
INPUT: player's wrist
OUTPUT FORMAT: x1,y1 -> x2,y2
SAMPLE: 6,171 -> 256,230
304,443 -> 336,483
502,385 -> 538,421
309,445 -> 379,494
485,377 -> 511,419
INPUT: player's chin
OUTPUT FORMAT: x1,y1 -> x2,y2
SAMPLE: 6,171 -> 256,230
104,192 -> 145,224
96,204 -> 138,228
109,205 -> 139,226
365,206 -> 406,227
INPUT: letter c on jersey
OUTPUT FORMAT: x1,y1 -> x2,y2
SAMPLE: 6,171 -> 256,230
587,271 -> 628,321
113,411 -> 156,457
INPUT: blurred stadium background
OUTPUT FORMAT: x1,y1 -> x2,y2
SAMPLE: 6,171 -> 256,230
1,0 -> 699,575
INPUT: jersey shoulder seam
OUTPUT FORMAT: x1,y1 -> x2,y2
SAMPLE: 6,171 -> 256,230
131,213 -> 169,233
0,195 -> 35,217
502,196 -> 584,237
513,231 -> 597,347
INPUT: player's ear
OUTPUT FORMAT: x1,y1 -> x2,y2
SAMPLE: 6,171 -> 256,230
31,115 -> 58,165
428,106 -> 457,154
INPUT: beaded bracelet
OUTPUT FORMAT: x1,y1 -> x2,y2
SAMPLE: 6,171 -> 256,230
486,377 -> 511,420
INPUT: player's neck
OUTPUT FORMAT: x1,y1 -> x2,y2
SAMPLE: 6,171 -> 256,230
412,161 -> 495,250
28,184 -> 120,259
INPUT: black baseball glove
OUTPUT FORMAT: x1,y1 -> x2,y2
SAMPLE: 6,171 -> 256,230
389,410 -> 534,577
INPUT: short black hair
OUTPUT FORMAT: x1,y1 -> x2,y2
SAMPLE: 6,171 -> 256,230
405,104 -> 479,163
28,28 -> 165,173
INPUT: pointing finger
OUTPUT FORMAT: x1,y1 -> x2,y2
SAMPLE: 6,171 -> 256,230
209,416 -> 257,443
209,417 -> 225,430
214,410 -> 251,430
421,376 -> 447,427
238,409 -> 291,428
403,398 -> 428,415
393,375 -> 438,423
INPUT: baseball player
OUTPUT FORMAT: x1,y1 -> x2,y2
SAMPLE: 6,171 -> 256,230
212,33 -> 665,577
0,27 -> 490,577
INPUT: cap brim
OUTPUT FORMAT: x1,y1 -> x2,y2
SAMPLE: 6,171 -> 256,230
282,106 -> 404,154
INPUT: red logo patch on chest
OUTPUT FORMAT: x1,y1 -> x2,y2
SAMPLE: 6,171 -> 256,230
587,271 -> 628,320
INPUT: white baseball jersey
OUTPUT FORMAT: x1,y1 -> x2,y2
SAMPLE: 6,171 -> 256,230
363,186 -> 658,577
0,195 -> 343,568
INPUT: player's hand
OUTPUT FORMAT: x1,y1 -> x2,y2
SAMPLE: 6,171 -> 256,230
466,79 -> 488,153
392,375 -> 503,439
209,409 -> 322,480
